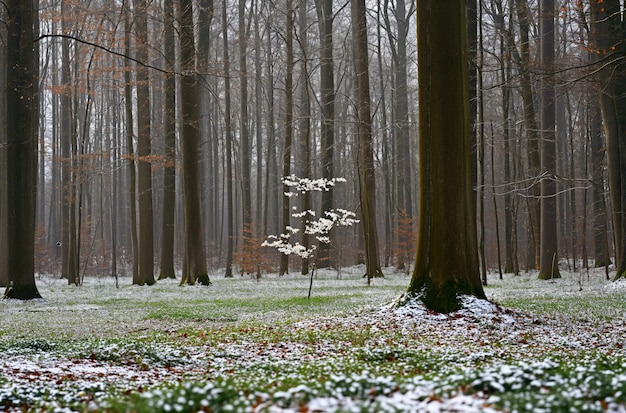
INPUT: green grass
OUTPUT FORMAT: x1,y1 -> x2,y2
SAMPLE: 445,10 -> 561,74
1,269 -> 625,412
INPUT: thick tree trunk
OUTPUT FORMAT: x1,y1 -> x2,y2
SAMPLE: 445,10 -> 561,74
4,0 -> 41,299
353,0 -> 383,282
408,0 -> 485,313
591,0 -> 626,279
178,0 -> 210,286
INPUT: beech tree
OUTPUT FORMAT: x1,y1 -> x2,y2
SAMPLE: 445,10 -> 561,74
179,0 -> 210,286
353,0 -> 383,281
537,0 -> 560,280
591,0 -> 626,279
407,0 -> 485,313
4,0 -> 42,299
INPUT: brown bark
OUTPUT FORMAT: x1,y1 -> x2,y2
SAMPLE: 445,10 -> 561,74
158,0 -> 177,280
408,0 -> 485,313
353,0 -> 383,282
279,0 -> 294,276
537,0 -> 560,280
313,0 -> 335,268
4,0 -> 42,299
178,0 -> 210,286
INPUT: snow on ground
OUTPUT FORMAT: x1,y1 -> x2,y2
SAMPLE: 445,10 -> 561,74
0,266 -> 625,411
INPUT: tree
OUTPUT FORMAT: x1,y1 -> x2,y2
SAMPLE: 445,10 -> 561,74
4,0 -> 42,299
407,0 -> 485,313
382,0 -> 414,270
223,1 -> 235,278
313,0 -> 335,268
0,1 -> 7,287
591,0 -> 626,279
158,0 -> 177,280
179,0 -> 210,286
515,0 -> 541,270
537,0 -> 560,280
353,0 -> 383,281
132,0 -> 155,286
279,0 -> 295,276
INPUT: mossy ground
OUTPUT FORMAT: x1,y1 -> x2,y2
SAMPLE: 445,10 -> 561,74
0,266 -> 625,412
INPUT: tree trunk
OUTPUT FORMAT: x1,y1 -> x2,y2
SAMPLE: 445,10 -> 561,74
0,7 -> 7,287
239,0 -> 252,259
132,0 -> 155,285
515,0 -> 541,270
313,0 -> 335,268
124,6 -> 139,283
298,4 -> 312,276
538,0 -> 560,280
4,0 -> 42,299
408,0 -> 485,313
179,0 -> 210,286
591,0 -> 626,279
353,0 -> 383,282
158,0 -> 178,280
223,1 -> 235,278
279,0 -> 294,276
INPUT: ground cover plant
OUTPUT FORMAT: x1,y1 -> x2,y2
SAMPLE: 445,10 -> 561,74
1,266 -> 625,412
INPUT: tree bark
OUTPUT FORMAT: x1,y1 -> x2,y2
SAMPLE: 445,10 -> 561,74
4,0 -> 42,299
538,0 -> 560,280
353,0 -> 383,282
223,1 -> 235,278
279,0 -> 294,276
0,5 -> 7,287
132,0 -> 155,286
158,0 -> 178,280
514,0 -> 541,270
313,0 -> 335,268
408,0 -> 485,313
178,0 -> 210,286
591,0 -> 626,279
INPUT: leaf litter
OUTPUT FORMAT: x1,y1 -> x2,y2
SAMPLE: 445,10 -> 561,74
0,266 -> 625,412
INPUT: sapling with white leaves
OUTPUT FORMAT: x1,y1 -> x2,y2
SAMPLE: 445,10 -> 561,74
263,175 -> 359,298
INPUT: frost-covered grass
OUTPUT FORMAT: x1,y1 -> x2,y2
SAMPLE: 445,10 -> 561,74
1,266 -> 625,412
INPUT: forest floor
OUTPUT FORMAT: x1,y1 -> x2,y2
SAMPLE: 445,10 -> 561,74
0,265 -> 625,412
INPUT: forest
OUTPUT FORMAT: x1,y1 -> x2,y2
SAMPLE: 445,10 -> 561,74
1,0 -> 620,294
2,1 -> 626,411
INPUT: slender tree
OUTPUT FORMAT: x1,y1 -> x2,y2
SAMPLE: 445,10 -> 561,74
407,0 -> 486,313
158,0 -> 177,280
0,2 -> 7,287
4,0 -> 42,299
538,0 -> 560,279
313,0 -> 335,268
353,0 -> 383,281
279,0 -> 294,276
515,0 -> 541,270
223,1 -> 235,278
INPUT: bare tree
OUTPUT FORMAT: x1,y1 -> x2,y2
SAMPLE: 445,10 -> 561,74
538,0 -> 560,279
353,0 -> 383,281
158,0 -> 178,280
179,0 -> 211,286
407,0 -> 485,313
4,0 -> 42,299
